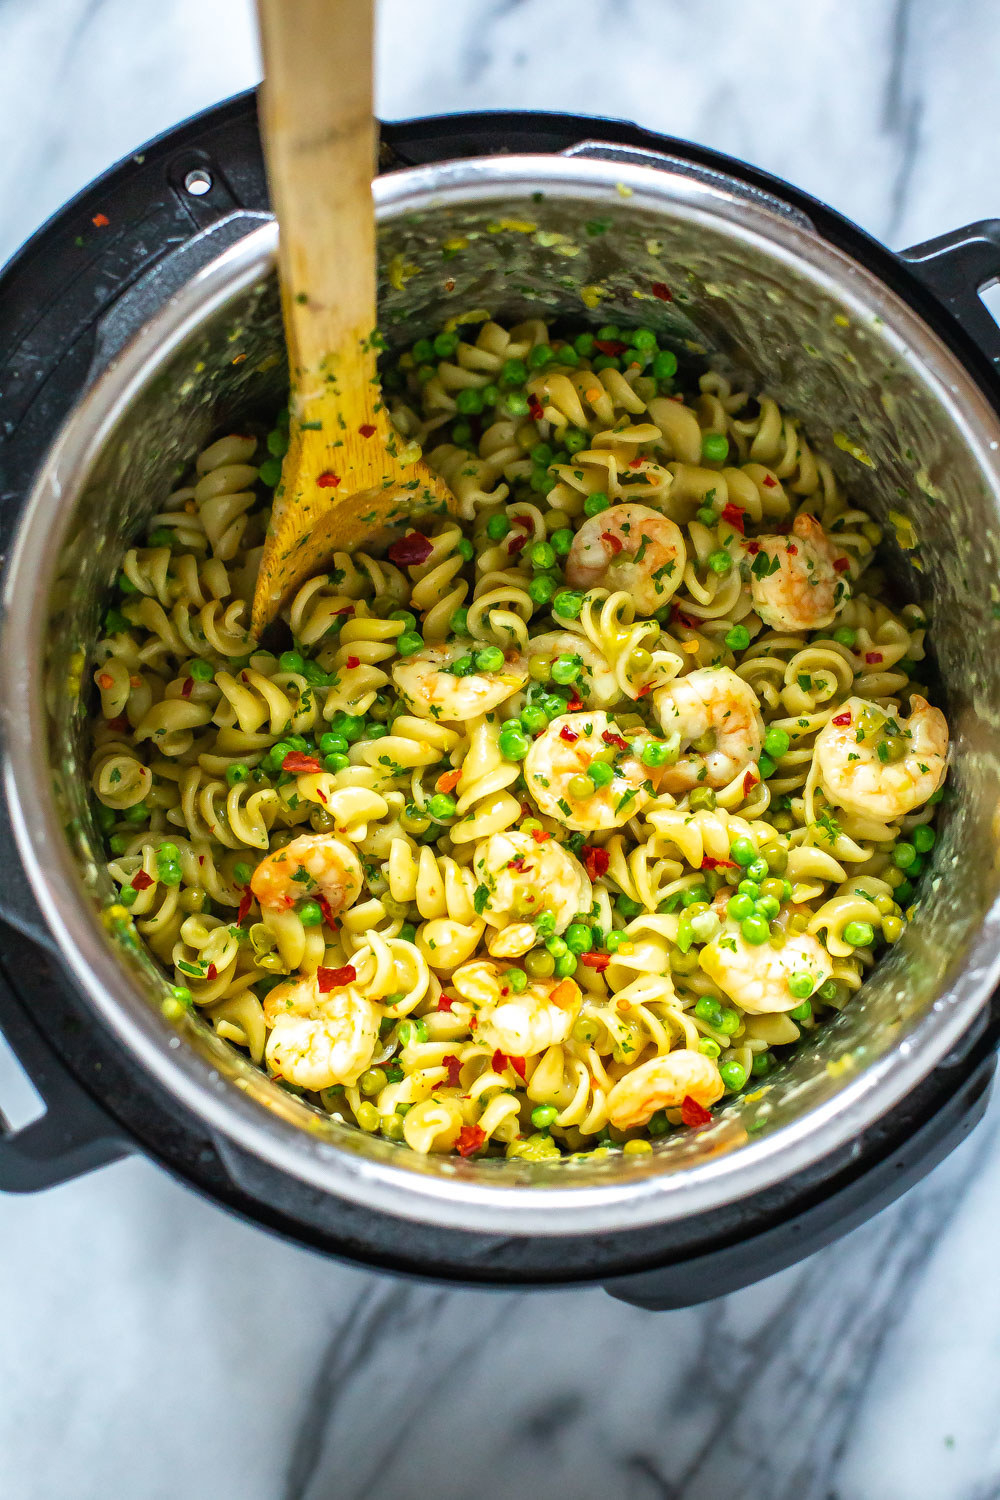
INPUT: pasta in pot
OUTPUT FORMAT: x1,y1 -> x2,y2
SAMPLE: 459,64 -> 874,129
87,314 -> 948,1160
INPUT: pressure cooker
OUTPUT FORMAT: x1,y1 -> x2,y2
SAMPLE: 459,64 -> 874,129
2,95 -> 999,1310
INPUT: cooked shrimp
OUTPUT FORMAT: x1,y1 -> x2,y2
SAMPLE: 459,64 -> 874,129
393,640 -> 529,723
452,959 -> 582,1056
815,694 -> 948,819
526,630 -> 622,710
251,833 -> 363,915
700,926 -> 832,1014
473,830 -> 593,956
652,666 -> 764,791
750,512 -> 850,631
606,1048 -> 724,1129
565,503 -> 686,616
263,973 -> 379,1089
523,709 -> 659,832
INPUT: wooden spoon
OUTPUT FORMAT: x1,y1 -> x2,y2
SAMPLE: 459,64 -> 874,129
252,0 -> 453,636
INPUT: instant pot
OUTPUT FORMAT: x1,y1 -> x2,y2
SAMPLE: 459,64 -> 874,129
2,95 -> 1000,1310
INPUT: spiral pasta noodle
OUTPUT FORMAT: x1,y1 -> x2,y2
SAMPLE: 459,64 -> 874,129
87,315 -> 948,1161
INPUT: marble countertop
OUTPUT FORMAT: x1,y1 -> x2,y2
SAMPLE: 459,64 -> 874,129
3,1 -> 1000,1496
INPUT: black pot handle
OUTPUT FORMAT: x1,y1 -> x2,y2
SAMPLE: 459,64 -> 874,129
899,220 -> 1000,371
0,943 -> 130,1192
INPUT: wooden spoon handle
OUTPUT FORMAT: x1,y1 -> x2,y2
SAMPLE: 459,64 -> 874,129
256,0 -> 376,375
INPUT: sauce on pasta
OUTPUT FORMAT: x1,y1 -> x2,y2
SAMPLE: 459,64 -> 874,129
89,315 -> 948,1160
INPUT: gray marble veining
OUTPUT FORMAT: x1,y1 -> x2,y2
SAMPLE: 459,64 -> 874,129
3,1 -> 1000,1497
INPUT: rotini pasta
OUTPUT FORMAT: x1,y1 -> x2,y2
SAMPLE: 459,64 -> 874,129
88,315 -> 948,1161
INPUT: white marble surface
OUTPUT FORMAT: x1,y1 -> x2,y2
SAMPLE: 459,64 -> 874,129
4,2 -> 1000,1496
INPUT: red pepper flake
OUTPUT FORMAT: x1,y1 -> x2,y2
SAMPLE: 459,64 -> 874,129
456,1124 -> 486,1157
441,1054 -> 462,1087
317,964 -> 356,992
746,541 -> 760,555
507,529 -> 529,556
833,557 -> 850,573
444,277 -> 456,293
832,711 -> 852,726
236,886 -> 253,925
509,1055 -> 527,1081
206,963 -> 218,982
508,854 -> 527,872
865,652 -> 883,664
316,471 -> 341,488
743,770 -> 757,797
581,951 -> 611,972
628,456 -> 643,470
582,845 -> 610,880
787,543 -> 798,555
559,725 -> 579,744
701,855 -> 736,871
107,715 -> 128,731
528,394 -> 545,422
437,769 -> 461,795
317,895 -> 339,930
651,282 -> 672,301
181,677 -> 194,698
720,503 -> 745,534
332,604 -> 355,618
388,531 -> 433,566
594,339 -> 627,356
681,1096 -> 713,1128
282,751 -> 323,775
530,827 -> 551,844
346,655 -> 360,669
131,871 -> 153,892
92,212 -> 109,227
636,683 -> 652,698
602,730 -> 628,751
671,604 -> 698,629
519,801 -> 534,820
762,474 -> 778,489
96,671 -> 114,690
491,1048 -> 509,1075
358,423 -> 376,438
437,994 -> 455,1012
601,530 -> 624,556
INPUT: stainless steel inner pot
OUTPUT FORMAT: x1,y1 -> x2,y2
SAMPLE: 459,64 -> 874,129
5,147 -> 1000,1237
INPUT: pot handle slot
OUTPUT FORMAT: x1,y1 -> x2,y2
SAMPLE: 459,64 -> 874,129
900,221 -> 1000,370
560,139 -> 815,231
0,947 -> 130,1193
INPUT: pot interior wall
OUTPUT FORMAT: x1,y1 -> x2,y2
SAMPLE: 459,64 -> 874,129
39,177 -> 1000,1191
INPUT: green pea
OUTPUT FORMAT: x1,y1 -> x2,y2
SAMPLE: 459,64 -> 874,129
504,391 -> 530,416
565,923 -> 593,955
719,1059 -> 747,1091
912,824 -> 935,853
730,837 -> 757,867
690,910 -> 721,944
741,914 -> 770,945
694,996 -> 724,1028
520,705 -> 548,735
94,803 -> 116,834
189,658 -> 214,682
641,739 -> 672,768
592,355 -> 620,372
669,947 -> 699,975
724,624 -> 751,652
833,626 -> 857,647
108,835 -> 128,855
455,387 -> 484,415
583,491 -> 610,517
396,631 -> 424,656
319,732 -> 349,756
427,793 -> 457,820
701,432 -> 729,463
498,724 -> 530,760
365,724 -> 388,741
882,914 -> 904,942
528,575 -> 558,606
737,880 -> 760,900
554,952 -> 578,977
279,650 -> 305,674
574,333 -> 596,357
551,654 -> 581,684
583,759 -> 611,789
552,590 -> 584,619
727,893 -> 755,922
500,358 -> 528,387
843,920 -> 875,947
747,859 -> 769,884
789,1000 -> 813,1022
103,608 -> 129,635
449,608 -> 470,636
433,330 -> 459,358
545,934 -> 568,958
225,763 -> 249,786
652,350 -> 678,380
399,923 -> 417,945
389,609 -> 417,631
486,513 -> 511,541
451,420 -> 473,447
475,646 -> 505,673
258,456 -> 282,487
550,528 -> 574,556
298,900 -> 323,927
451,654 -> 475,677
531,1104 -> 558,1130
529,541 -> 556,571
507,968 -> 528,992
527,343 -> 553,368
788,971 -> 814,1000
716,1006 -> 740,1035
895,879 -> 914,905
171,985 -> 192,1007
234,861 -> 253,886
530,467 -> 557,496
123,803 -> 149,824
707,549 -> 732,575
695,505 -> 719,527
333,713 -> 367,742
118,883 -> 138,907
563,428 -> 588,455
893,842 -> 917,869
117,573 -> 138,594
525,949 -> 556,978
541,693 -> 567,719
689,787 -> 717,811
411,337 -> 434,363
360,1066 -> 388,1097
567,774 -> 593,800
763,726 -> 790,758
